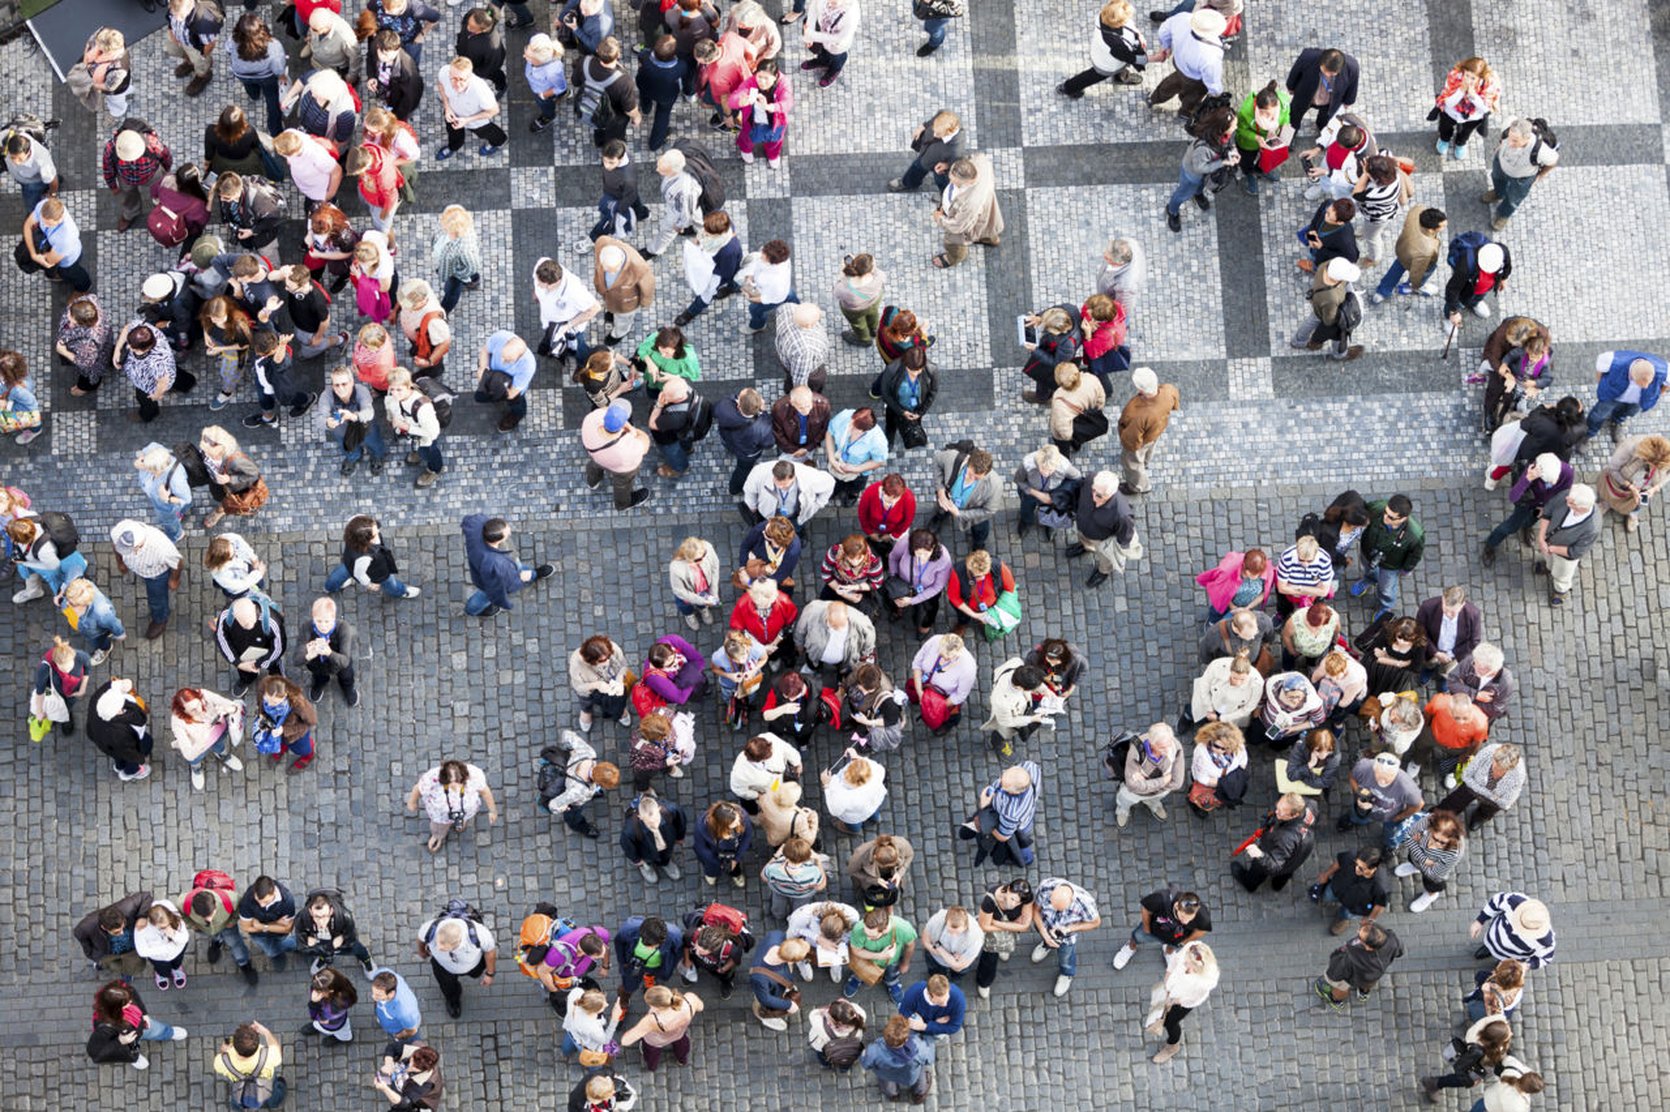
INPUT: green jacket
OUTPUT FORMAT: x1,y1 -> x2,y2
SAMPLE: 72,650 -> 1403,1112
1235,88 -> 1292,153
1363,500 -> 1425,571
635,333 -> 701,394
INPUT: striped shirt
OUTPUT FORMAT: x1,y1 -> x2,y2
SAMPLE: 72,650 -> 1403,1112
1475,892 -> 1556,969
985,760 -> 1042,838
1034,879 -> 1098,935
762,856 -> 826,898
821,546 -> 884,592
1275,545 -> 1334,594
432,231 -> 483,284
1356,177 -> 1403,223
109,523 -> 182,578
1461,744 -> 1526,810
122,337 -> 177,395
1400,814 -> 1465,883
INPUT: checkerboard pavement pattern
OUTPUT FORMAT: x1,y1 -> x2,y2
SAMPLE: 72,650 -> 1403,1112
0,1 -> 1667,1109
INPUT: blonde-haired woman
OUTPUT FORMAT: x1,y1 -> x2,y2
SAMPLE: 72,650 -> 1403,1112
669,537 -> 722,629
1187,720 -> 1246,814
560,986 -> 624,1066
135,899 -> 192,993
619,984 -> 705,1071
199,426 -> 265,529
1186,649 -> 1261,730
384,369 -> 443,488
1059,0 -> 1146,98
396,279 -> 452,377
432,204 -> 482,312
1143,940 -> 1219,1063
1048,362 -> 1106,457
56,577 -> 126,665
1433,56 -> 1499,160
353,322 -> 397,392
30,636 -> 90,737
1597,433 -> 1670,535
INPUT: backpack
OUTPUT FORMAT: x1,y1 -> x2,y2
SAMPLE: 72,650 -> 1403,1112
148,199 -> 193,249
2,112 -> 56,150
416,377 -> 454,428
171,442 -> 212,488
1102,729 -> 1140,782
1527,117 -> 1558,163
516,909 -> 579,977
823,1033 -> 864,1068
221,1044 -> 275,1110
911,0 -> 964,16
1294,512 -> 1323,541
39,510 -> 78,556
187,868 -> 237,916
674,141 -> 726,215
1336,289 -> 1364,336
1185,92 -> 1233,138
577,65 -> 622,126
698,902 -> 748,936
1446,230 -> 1489,275
678,395 -> 713,447
423,899 -> 485,949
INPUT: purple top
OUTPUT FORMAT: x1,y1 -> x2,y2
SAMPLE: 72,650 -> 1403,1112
644,634 -> 707,703
887,542 -> 953,605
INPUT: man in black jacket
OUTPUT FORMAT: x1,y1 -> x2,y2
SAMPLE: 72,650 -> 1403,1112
1286,47 -> 1359,134
1231,793 -> 1315,892
456,7 -> 508,95
216,596 -> 288,697
715,387 -> 776,496
1414,586 -> 1482,687
301,597 -> 358,707
889,110 -> 961,193
1314,921 -> 1403,1010
213,173 -> 284,251
1067,470 -> 1141,588
73,891 -> 154,976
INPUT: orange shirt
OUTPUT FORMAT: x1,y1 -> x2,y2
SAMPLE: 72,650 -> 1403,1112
1424,696 -> 1489,752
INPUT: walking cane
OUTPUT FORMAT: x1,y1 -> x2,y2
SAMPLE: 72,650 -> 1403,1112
1441,318 -> 1458,361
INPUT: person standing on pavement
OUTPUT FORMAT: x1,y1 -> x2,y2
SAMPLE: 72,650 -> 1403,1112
716,388 -> 777,496
1314,920 -> 1403,1012
1349,494 -> 1424,623
1114,725 -> 1187,827
74,890 -> 153,979
299,597 -> 360,709
1444,240 -> 1511,333
1068,470 -> 1142,588
917,906 -> 982,982
1485,118 -> 1559,230
473,330 -> 537,433
370,969 -> 422,1042
1142,940 -> 1219,1064
416,908 -> 498,1019
461,514 -> 557,618
109,521 -> 182,641
326,515 -> 419,600
1308,847 -> 1390,935
1372,205 -> 1446,304
294,888 -> 376,977
87,683 -> 152,783
1481,452 -> 1572,568
1337,751 -> 1424,834
182,869 -> 259,987
1146,8 -> 1226,121
1585,351 -> 1667,444
165,0 -> 223,98
1030,876 -> 1101,998
237,876 -> 300,971
1285,46 -> 1360,135
1533,483 -> 1602,608
215,596 -> 288,697
540,730 -> 620,839
1230,793 -> 1316,893
102,123 -> 172,234
212,1021 -> 286,1109
1112,889 -> 1211,971
1414,586 -> 1481,688
86,980 -> 188,1071
582,399 -> 654,512
1116,367 -> 1179,496
433,55 -> 507,160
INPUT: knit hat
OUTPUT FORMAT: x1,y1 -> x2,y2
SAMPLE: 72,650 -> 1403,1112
141,273 -> 175,301
1131,367 -> 1159,395
1189,9 -> 1228,37
1533,452 -> 1562,480
1478,243 -> 1505,273
1510,899 -> 1549,935
603,399 -> 631,432
114,129 -> 145,162
190,234 -> 224,270
1326,258 -> 1361,283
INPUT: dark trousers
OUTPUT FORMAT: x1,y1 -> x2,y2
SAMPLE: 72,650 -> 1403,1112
1290,100 -> 1339,135
728,454 -> 761,496
1149,69 -> 1207,114
1231,859 -> 1294,893
1161,1003 -> 1192,1046
1436,113 -> 1487,147
445,121 -> 509,151
808,46 -> 848,77
431,953 -> 487,1009
646,97 -> 677,151
1062,65 -> 1129,95
15,242 -> 92,291
241,77 -> 284,136
642,1033 -> 691,1069
1485,501 -> 1540,550
975,949 -> 1002,988
306,657 -> 357,698
1436,782 -> 1502,830
476,386 -> 528,427
593,118 -> 630,149
440,274 -> 474,312
899,157 -> 948,192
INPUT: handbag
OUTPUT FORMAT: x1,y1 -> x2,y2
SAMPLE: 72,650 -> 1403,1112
899,418 -> 929,450
1069,408 -> 1109,448
915,682 -> 953,730
882,576 -> 915,604
27,714 -> 52,743
255,131 -> 290,183
848,951 -> 887,985
982,589 -> 1022,642
1187,780 -> 1222,813
221,477 -> 270,516
147,203 -> 191,249
577,1046 -> 614,1068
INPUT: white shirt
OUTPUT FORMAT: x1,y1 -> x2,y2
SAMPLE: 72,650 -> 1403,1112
820,623 -> 848,665
6,141 -> 55,185
285,136 -> 340,202
533,260 -> 599,327
419,919 -> 497,973
438,70 -> 498,121
1436,612 -> 1458,655
823,759 -> 886,825
738,256 -> 793,307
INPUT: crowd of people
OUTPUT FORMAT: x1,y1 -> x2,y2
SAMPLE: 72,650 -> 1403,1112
2,0 -> 1652,1108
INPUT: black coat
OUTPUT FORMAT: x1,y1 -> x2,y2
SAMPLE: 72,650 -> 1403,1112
294,890 -> 361,955
715,394 -> 776,461
1513,404 -> 1584,463
86,987 -> 152,1065
1253,804 -> 1316,876
366,48 -> 424,120
1285,48 -> 1360,123
879,361 -> 938,418
1414,596 -> 1482,666
619,803 -> 688,864
456,23 -> 507,90
85,682 -> 151,765
73,891 -> 152,962
1074,484 -> 1135,544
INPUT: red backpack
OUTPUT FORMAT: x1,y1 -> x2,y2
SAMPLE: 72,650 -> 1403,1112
185,868 -> 237,915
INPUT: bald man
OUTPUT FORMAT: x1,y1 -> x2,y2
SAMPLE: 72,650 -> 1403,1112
215,595 -> 287,696
776,302 -> 832,393
475,329 -> 538,432
592,236 -> 655,346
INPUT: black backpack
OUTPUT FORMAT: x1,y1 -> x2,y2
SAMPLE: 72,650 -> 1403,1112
674,141 -> 726,215
39,510 -> 79,556
1527,117 -> 1558,163
1185,92 -> 1233,138
823,1033 -> 863,1069
1294,511 -> 1323,541
679,395 -> 714,447
1336,290 -> 1364,336
2,112 -> 56,150
1102,729 -> 1140,782
416,378 -> 455,428
171,442 -> 212,488
577,66 -> 621,126
423,898 -> 486,949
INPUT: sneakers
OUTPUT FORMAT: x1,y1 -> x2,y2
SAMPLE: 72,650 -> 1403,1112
1394,861 -> 1420,878
1443,773 -> 1458,790
638,861 -> 659,883
1053,975 -> 1073,997
207,940 -> 224,965
683,612 -> 701,631
1370,292 -> 1387,305
12,579 -> 45,604
700,606 -> 716,626
170,1027 -> 188,1041
1480,190 -> 1498,204
172,968 -> 187,988
242,964 -> 260,986
346,688 -> 362,708
533,563 -> 556,581
310,958 -> 326,975
731,871 -> 747,888
1329,916 -> 1352,936
1030,942 -> 1051,964
222,754 -> 244,772
1408,890 -> 1441,913
117,762 -> 151,782
1166,210 -> 1181,233
1151,1042 -> 1181,1064
704,873 -> 717,886
1473,302 -> 1492,318
679,963 -> 699,984
1314,978 -> 1347,1011
1347,578 -> 1373,598
758,1014 -> 788,1032
1151,802 -> 1168,821
403,586 -> 422,599
1435,138 -> 1449,156
797,960 -> 814,982
1115,809 -> 1129,828
663,860 -> 682,880
977,985 -> 990,1000
191,766 -> 206,791
132,1054 -> 149,1070
308,680 -> 328,703
1112,943 -> 1136,970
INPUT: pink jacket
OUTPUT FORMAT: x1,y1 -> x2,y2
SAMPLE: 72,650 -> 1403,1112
700,33 -> 754,102
1195,551 -> 1274,612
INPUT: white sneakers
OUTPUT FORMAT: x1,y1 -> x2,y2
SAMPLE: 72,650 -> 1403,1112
668,764 -> 685,778
1473,303 -> 1492,318
1053,975 -> 1073,997
1115,809 -> 1129,828
977,985 -> 990,1000
12,579 -> 45,604
637,862 -> 659,883
683,613 -> 701,630
1030,943 -> 1051,964
116,762 -> 151,782
662,860 -> 682,881
829,964 -> 842,983
1150,802 -> 1168,821
191,767 -> 206,791
89,649 -> 109,667
222,754 -> 244,772
796,960 -> 814,983
1409,890 -> 1442,913
131,1054 -> 149,1070
758,1014 -> 788,1032
1394,862 -> 1420,878
403,586 -> 422,599
679,964 -> 698,984
1112,943 -> 1136,970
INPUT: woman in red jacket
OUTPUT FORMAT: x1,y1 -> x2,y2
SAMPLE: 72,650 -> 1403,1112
857,473 -> 916,562
729,578 -> 800,667
947,549 -> 1015,639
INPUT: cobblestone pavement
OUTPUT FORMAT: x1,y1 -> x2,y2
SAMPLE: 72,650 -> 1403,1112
0,1 -> 1666,1110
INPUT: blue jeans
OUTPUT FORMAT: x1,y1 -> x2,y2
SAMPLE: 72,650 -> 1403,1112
440,274 -> 474,312
466,561 -> 530,615
332,420 -> 388,463
1127,926 -> 1168,949
20,550 -> 87,594
416,442 -> 443,475
141,1017 -> 178,1041
1488,157 -> 1537,219
1374,260 -> 1408,298
659,438 -> 691,474
211,924 -> 251,967
241,77 -> 284,138
1321,882 -> 1368,922
1166,168 -> 1205,216
227,1076 -> 286,1110
844,961 -> 903,1000
249,932 -> 298,960
1485,500 -> 1541,549
1587,398 -> 1642,437
1360,564 -> 1403,615
20,180 -> 49,211
147,497 -> 187,542
922,17 -> 949,47
748,290 -> 799,331
143,570 -> 173,624
324,563 -> 413,598
1052,936 -> 1078,977
561,1031 -> 580,1058
899,158 -> 950,192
